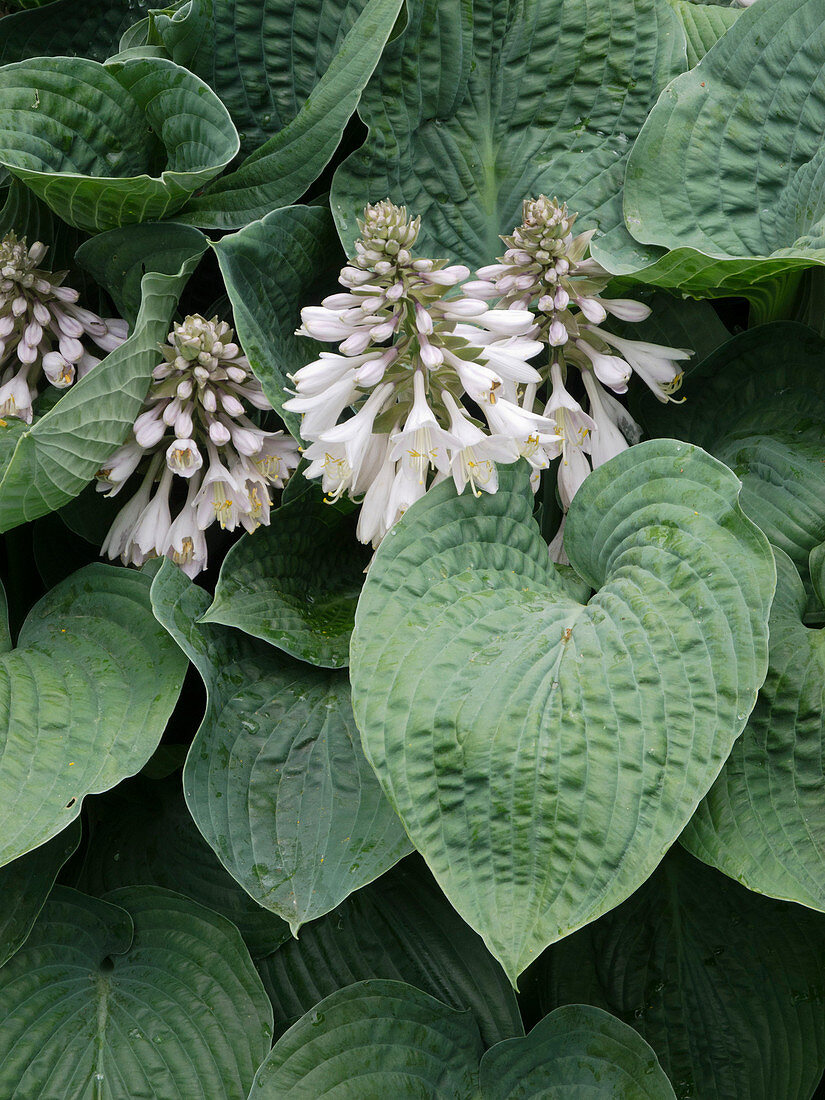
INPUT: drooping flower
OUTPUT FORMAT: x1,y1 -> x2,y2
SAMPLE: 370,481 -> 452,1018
0,233 -> 127,422
285,199 -> 554,547
97,314 -> 299,576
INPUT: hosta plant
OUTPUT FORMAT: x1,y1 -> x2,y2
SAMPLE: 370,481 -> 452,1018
0,0 -> 824,1097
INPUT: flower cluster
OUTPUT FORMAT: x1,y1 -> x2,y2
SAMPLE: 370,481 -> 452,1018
467,196 -> 691,552
97,315 -> 299,577
284,200 -> 561,547
0,232 -> 128,423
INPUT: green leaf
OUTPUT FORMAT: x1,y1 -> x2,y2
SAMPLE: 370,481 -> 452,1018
479,1004 -> 676,1099
203,495 -> 368,668
249,979 -> 484,1098
350,442 -> 775,982
600,0 -> 825,297
151,561 -> 412,933
0,0 -> 154,65
152,0 -> 401,158
332,0 -> 685,266
0,820 -> 80,968
639,323 -> 825,601
169,0 -> 405,229
680,549 -> 825,910
665,0 -> 740,66
73,773 -> 290,958
212,204 -> 343,437
0,885 -> 273,1099
533,846 -> 825,1100
0,564 -> 186,869
0,248 -> 204,532
0,55 -> 238,233
75,221 -> 208,327
256,856 -> 523,1047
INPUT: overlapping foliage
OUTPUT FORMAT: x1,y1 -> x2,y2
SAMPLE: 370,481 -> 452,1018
0,0 -> 824,1096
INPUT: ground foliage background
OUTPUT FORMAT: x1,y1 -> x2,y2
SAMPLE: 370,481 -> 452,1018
0,0 -> 824,1097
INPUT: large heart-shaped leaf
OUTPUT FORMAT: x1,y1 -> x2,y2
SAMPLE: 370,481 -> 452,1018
167,0 -> 404,229
597,0 -> 825,297
0,55 -> 238,233
639,323 -> 825,601
479,1004 -> 676,1099
212,203 -> 343,437
0,820 -> 80,968
331,0 -> 685,265
151,561 -> 411,933
350,441 -> 775,982
680,549 -> 825,910
534,846 -> 825,1100
0,247 -> 205,532
256,856 -> 523,1047
0,885 -> 273,1099
0,565 -> 186,869
0,0 -> 154,65
202,495 -> 368,668
74,773 -> 290,959
250,979 -> 485,1098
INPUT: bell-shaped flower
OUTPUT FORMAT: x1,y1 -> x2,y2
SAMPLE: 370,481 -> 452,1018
101,467 -> 156,561
581,370 -> 631,469
130,468 -> 174,557
193,447 -> 249,531
317,382 -> 395,489
589,328 -> 690,401
97,441 -> 144,496
0,371 -> 34,423
163,484 -> 208,578
389,371 -> 458,484
303,439 -> 355,502
165,437 -> 204,478
575,338 -> 632,393
442,391 -> 518,496
282,373 -> 360,440
356,436 -> 397,547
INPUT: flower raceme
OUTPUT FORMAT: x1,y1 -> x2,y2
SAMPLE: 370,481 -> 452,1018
97,315 -> 299,577
284,199 -> 561,547
286,198 -> 691,550
0,232 -> 128,422
466,196 -> 691,555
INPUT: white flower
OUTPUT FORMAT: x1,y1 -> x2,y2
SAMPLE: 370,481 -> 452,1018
588,328 -> 690,402
194,449 -> 249,531
574,339 -> 632,393
131,469 -> 174,557
282,373 -> 359,440
101,468 -> 155,561
581,370 -> 632,468
317,382 -> 395,486
165,437 -> 204,478
555,407 -> 592,510
0,371 -> 34,423
390,371 -> 458,483
163,482 -> 208,578
303,439 -> 355,502
384,462 -> 427,529
97,442 -> 144,496
0,232 -> 127,416
442,391 -> 518,496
